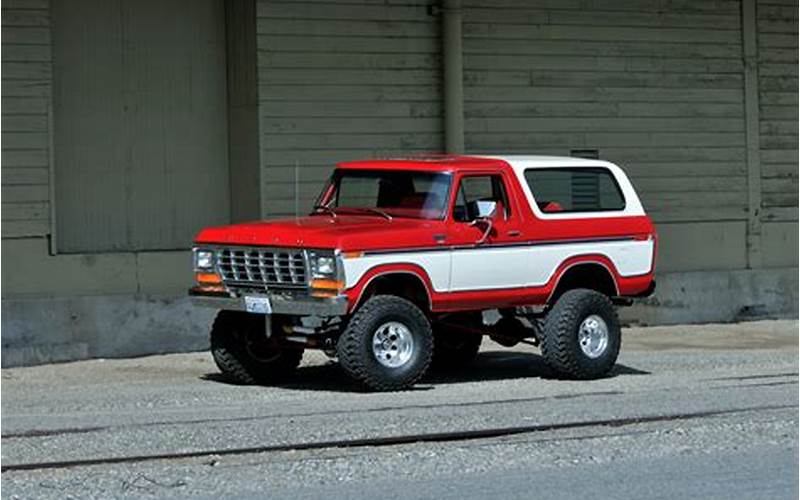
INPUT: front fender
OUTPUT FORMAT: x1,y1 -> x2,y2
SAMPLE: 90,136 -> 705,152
343,263 -> 435,313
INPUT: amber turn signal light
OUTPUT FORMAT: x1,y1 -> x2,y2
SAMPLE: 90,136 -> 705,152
195,272 -> 222,284
310,278 -> 344,298
310,278 -> 343,290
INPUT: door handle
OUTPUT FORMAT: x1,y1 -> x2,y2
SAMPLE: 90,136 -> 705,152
507,230 -> 521,237
433,234 -> 446,244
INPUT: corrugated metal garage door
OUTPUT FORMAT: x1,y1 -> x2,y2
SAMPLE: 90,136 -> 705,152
53,0 -> 230,252
256,0 -> 443,217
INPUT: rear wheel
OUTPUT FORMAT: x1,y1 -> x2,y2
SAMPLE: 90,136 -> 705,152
540,289 -> 621,379
210,310 -> 303,385
337,295 -> 433,391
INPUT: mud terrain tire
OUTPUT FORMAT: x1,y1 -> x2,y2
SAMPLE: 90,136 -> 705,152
337,295 -> 433,391
210,310 -> 303,385
541,289 -> 621,379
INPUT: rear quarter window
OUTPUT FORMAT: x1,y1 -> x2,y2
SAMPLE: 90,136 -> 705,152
524,167 -> 626,213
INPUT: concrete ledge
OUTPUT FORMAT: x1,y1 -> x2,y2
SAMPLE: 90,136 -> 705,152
2,268 -> 797,367
2,294 -> 216,368
2,342 -> 89,368
621,267 -> 798,326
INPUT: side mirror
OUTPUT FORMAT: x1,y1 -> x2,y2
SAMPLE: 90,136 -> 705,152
468,200 -> 497,221
467,200 -> 497,245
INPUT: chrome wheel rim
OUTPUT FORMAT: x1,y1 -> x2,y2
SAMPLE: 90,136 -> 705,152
578,314 -> 609,359
372,321 -> 414,368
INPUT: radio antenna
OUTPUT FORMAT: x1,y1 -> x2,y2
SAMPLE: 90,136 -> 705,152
294,160 -> 299,220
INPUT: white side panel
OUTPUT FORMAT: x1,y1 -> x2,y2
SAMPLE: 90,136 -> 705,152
449,246 -> 530,291
344,239 -> 653,294
343,252 -> 451,292
525,240 -> 654,287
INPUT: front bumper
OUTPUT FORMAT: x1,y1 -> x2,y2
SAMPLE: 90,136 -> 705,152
189,288 -> 348,316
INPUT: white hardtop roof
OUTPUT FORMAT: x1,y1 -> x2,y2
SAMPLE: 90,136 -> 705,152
476,154 -> 616,168
474,155 -> 643,218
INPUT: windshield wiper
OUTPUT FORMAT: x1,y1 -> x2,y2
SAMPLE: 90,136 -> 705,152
312,205 -> 338,219
354,207 -> 393,221
316,205 -> 393,221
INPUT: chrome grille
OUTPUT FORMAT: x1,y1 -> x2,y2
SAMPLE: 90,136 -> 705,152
217,247 -> 308,292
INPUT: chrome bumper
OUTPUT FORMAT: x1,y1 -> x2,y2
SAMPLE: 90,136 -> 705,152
189,289 -> 348,316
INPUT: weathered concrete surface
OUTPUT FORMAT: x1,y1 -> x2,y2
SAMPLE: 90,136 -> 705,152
0,238 -> 209,368
1,320 -> 796,499
622,267 -> 798,325
1,295 -> 215,368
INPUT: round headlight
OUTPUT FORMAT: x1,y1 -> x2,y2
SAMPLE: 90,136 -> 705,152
195,249 -> 215,270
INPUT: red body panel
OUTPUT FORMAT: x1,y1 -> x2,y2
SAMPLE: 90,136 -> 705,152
195,156 -> 657,312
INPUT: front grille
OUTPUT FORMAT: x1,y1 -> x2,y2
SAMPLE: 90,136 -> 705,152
217,247 -> 308,292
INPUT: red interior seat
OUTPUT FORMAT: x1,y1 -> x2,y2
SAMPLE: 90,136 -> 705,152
542,201 -> 564,213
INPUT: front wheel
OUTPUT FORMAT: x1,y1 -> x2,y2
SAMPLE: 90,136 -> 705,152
540,289 -> 621,379
337,295 -> 433,391
210,311 -> 303,385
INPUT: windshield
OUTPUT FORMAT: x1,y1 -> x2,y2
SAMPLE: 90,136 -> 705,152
316,169 -> 452,220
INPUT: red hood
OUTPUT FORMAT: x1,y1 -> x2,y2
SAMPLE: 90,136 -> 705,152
194,215 -> 443,251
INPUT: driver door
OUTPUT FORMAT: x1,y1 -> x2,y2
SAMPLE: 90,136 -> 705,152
447,173 -> 525,291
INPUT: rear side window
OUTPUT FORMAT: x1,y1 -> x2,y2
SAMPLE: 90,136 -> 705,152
524,167 -> 625,213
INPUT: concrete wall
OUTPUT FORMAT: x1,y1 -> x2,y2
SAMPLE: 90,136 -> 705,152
0,239 -> 215,365
622,267 -> 798,326
1,0 -> 797,367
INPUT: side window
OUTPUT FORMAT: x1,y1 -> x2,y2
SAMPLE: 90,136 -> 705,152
524,167 -> 625,213
452,175 -> 510,222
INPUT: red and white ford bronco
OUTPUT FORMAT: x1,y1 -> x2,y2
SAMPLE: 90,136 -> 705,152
191,155 -> 656,391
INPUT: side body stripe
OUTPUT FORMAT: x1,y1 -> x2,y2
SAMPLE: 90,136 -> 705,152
342,237 -> 656,312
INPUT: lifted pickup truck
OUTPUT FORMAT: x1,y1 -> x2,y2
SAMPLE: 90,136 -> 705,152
191,155 -> 656,391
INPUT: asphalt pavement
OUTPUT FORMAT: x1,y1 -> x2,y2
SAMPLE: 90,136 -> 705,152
1,319 -> 797,499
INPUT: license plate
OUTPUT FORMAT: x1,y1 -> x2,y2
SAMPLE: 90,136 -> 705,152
245,296 -> 272,314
